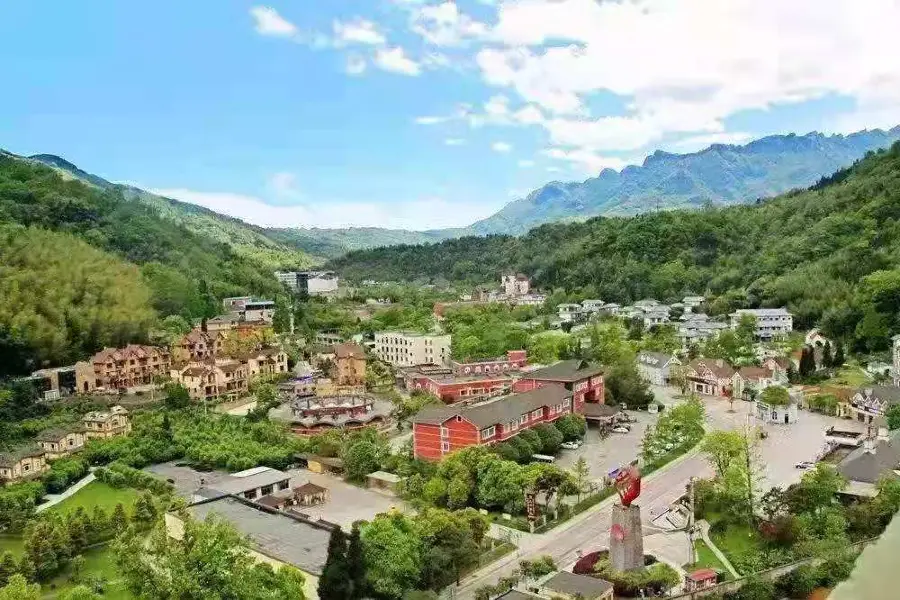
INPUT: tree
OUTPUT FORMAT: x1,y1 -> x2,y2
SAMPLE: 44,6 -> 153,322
554,414 -> 586,441
68,554 -> 86,584
760,385 -> 791,407
605,363 -> 654,409
886,404 -> 900,430
344,441 -> 382,482
799,345 -> 816,378
23,520 -> 60,580
0,575 -> 40,600
346,524 -> 366,600
163,383 -> 191,410
359,513 -> 423,599
701,431 -> 746,477
0,552 -> 16,588
474,456 -> 523,511
111,503 -> 128,533
132,492 -> 158,528
533,423 -> 564,455
833,340 -> 845,367
416,509 -> 482,589
822,341 -> 833,369
572,457 -> 590,500
319,528 -> 350,600
787,464 -> 846,514
59,586 -> 102,600
67,509 -> 90,552
115,517 -> 307,599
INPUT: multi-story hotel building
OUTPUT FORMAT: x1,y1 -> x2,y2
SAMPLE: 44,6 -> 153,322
374,331 -> 451,367
75,345 -> 171,394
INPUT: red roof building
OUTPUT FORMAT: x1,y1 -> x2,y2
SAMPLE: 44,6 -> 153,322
412,384 -> 577,460
685,568 -> 718,592
513,359 -> 605,414
451,350 -> 528,375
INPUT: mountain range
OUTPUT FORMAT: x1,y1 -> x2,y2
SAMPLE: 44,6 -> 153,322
11,126 -> 900,262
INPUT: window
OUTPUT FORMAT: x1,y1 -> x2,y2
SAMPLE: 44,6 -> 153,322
481,426 -> 496,439
261,485 -> 274,495
518,414 -> 528,425
530,409 -> 542,419
507,421 -> 517,431
441,441 -> 450,452
440,426 -> 449,437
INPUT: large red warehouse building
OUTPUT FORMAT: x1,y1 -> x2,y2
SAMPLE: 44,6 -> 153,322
513,359 -> 605,414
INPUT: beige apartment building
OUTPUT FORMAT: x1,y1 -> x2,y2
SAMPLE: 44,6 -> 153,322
374,331 -> 451,367
75,345 -> 171,393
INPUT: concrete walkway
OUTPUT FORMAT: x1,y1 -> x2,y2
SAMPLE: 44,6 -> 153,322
36,472 -> 96,513
697,519 -> 740,578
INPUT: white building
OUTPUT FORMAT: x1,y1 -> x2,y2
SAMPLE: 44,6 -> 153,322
636,352 -> 680,386
683,296 -> 705,311
501,274 -> 530,297
514,293 -> 547,307
581,299 -> 605,314
557,303 -> 584,323
677,314 -> 729,347
374,332 -> 451,367
243,300 -> 275,323
729,308 -> 793,340
276,271 -> 340,296
641,306 -> 671,328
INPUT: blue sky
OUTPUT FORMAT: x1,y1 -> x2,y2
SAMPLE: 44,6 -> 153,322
1,0 -> 898,229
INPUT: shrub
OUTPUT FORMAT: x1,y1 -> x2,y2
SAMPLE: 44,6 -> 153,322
42,457 -> 89,494
94,462 -> 172,495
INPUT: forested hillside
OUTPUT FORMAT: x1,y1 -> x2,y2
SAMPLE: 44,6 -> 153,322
330,143 -> 900,352
0,155 -> 286,373
27,153 -> 319,269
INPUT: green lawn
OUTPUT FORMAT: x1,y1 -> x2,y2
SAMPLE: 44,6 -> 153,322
47,482 -> 139,517
0,534 -> 23,558
709,522 -> 766,574
41,544 -> 134,599
825,364 -> 871,388
684,539 -> 732,580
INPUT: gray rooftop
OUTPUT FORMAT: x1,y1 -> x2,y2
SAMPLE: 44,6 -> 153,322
856,386 -> 900,406
207,468 -> 291,496
413,384 -> 573,429
525,359 -> 604,383
838,433 -> 900,485
496,591 -> 542,600
637,351 -> 674,367
188,496 -> 331,574
541,571 -> 614,599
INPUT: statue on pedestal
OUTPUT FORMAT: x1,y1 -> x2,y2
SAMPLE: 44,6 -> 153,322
610,464 -> 644,571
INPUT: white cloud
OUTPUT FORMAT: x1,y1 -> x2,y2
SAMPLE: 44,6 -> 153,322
409,1 -> 487,46
543,147 -> 629,173
415,115 -> 449,125
268,172 -> 301,199
546,166 -> 563,173
512,105 -> 544,125
333,19 -> 386,46
491,141 -> 513,153
517,159 -> 535,168
484,95 -> 510,118
249,6 -> 298,38
475,0 -> 900,152
150,187 -> 498,229
374,47 -> 422,76
444,138 -> 466,146
345,55 -> 367,76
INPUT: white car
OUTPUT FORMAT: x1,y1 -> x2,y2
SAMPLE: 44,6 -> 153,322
560,440 -> 584,450
612,426 -> 630,434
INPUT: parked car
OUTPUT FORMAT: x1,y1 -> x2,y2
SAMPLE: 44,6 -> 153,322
561,440 -> 584,450
612,426 -> 630,434
795,461 -> 815,470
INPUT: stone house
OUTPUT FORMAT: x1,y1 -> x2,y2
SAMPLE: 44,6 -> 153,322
83,405 -> 131,439
0,446 -> 49,483
75,344 -> 171,393
332,343 -> 367,386
35,427 -> 86,460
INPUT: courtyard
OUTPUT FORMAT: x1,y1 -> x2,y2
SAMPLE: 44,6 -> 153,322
147,461 -> 406,528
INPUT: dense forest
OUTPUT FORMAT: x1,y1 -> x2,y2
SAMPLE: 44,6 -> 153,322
330,142 -> 900,352
0,155 -> 287,373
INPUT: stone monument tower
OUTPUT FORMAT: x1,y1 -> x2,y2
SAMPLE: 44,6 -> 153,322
610,464 -> 644,571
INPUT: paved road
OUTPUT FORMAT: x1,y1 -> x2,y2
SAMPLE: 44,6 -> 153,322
36,472 -> 96,513
452,388 -> 850,598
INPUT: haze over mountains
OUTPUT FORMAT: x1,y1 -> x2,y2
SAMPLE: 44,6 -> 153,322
13,126 -> 900,259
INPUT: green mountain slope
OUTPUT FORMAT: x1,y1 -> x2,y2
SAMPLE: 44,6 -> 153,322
264,226 -> 451,259
26,153 -> 321,269
467,128 -> 900,235
0,152 -> 290,372
330,142 -> 900,352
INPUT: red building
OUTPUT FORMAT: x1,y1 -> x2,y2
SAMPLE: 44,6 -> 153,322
412,384 -> 577,460
401,364 -> 513,404
451,350 -> 528,375
513,359 -> 605,414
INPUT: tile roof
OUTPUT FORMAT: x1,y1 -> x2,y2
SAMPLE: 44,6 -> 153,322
838,433 -> 900,484
736,366 -> 774,381
856,386 -> 900,406
35,426 -> 83,442
524,359 -> 604,382
0,445 -> 45,467
334,343 -> 366,359
207,468 -> 291,496
188,496 -> 332,575
541,571 -> 614,599
687,359 -> 735,379
637,352 -> 675,368
413,384 -> 573,429
294,482 -> 328,495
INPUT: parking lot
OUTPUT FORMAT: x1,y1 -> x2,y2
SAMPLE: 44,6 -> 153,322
147,461 -> 407,528
554,410 -> 658,483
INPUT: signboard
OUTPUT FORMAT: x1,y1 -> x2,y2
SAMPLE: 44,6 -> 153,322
525,491 -> 538,521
